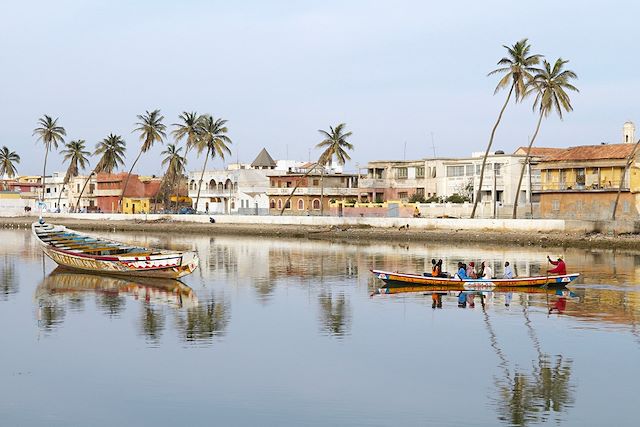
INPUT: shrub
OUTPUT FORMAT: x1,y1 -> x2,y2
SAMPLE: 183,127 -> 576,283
408,193 -> 426,203
444,193 -> 470,203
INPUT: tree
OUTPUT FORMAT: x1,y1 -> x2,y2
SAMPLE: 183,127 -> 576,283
470,39 -> 542,218
0,146 -> 20,188
316,123 -> 354,215
160,143 -> 187,210
171,111 -> 201,158
57,140 -> 90,211
75,134 -> 126,212
33,115 -> 66,202
512,59 -> 578,218
193,115 -> 232,211
119,110 -> 166,212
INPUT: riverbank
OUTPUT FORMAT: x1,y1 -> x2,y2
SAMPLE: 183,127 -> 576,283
4,216 -> 640,251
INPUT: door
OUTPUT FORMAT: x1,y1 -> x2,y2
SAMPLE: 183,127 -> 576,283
132,204 -> 136,214
388,203 -> 399,217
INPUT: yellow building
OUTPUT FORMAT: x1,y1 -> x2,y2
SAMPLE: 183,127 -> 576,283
535,143 -> 639,220
122,197 -> 152,214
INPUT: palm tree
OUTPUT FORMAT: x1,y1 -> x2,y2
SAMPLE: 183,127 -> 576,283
119,110 -> 166,212
316,123 -> 354,215
171,111 -> 201,157
512,59 -> 578,218
193,115 -> 232,211
33,115 -> 66,202
470,39 -> 542,218
57,140 -> 90,211
75,134 -> 126,212
613,141 -> 640,220
160,143 -> 187,210
0,146 -> 20,188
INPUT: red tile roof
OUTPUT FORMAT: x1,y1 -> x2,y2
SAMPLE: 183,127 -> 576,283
543,144 -> 636,162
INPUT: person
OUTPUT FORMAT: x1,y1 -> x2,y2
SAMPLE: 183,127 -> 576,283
547,256 -> 567,275
432,259 -> 442,277
466,262 -> 477,279
503,261 -> 514,279
430,259 -> 437,276
413,206 -> 421,218
455,262 -> 469,280
436,259 -> 444,277
431,293 -> 442,309
482,261 -> 493,280
457,291 -> 467,308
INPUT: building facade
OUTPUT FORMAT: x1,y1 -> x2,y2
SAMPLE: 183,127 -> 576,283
95,173 -> 162,213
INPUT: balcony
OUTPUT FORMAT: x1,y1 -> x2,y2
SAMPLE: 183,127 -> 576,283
267,187 -> 360,197
538,179 -> 628,192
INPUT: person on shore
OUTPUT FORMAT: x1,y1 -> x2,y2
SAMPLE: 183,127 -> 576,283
547,256 -> 567,275
466,262 -> 477,279
503,262 -> 514,279
482,261 -> 493,280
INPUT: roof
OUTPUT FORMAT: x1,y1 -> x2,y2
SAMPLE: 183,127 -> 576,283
251,148 -> 277,168
513,147 -> 566,157
542,144 -> 636,162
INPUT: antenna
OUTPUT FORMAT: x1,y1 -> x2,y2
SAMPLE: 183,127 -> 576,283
286,144 -> 289,160
403,141 -> 407,161
430,132 -> 436,158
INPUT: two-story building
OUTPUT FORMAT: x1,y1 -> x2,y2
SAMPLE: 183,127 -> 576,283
95,173 -> 162,213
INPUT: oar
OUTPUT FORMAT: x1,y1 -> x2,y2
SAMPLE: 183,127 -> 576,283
544,257 -> 551,314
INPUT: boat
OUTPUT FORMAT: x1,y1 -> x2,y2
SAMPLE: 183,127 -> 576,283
32,222 -> 199,279
371,269 -> 580,290
375,283 -> 572,296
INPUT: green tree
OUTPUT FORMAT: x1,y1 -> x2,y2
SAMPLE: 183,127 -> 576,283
119,110 -> 166,211
316,123 -> 354,215
171,111 -> 201,158
57,140 -> 90,211
33,115 -> 66,202
0,146 -> 20,188
160,143 -> 187,210
193,115 -> 232,211
76,134 -> 126,212
512,59 -> 578,218
470,39 -> 542,218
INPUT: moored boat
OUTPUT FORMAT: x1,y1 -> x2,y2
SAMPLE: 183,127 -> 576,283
32,222 -> 199,279
371,269 -> 580,290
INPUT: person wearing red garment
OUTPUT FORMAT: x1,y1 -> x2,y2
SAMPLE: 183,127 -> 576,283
547,255 -> 567,275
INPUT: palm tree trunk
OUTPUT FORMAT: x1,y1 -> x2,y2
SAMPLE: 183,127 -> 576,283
512,110 -> 544,219
119,149 -> 143,213
194,147 -> 210,212
75,172 -> 94,212
41,148 -> 49,204
320,168 -> 325,216
471,82 -> 515,219
171,174 -> 180,211
279,163 -> 319,215
612,139 -> 640,220
56,182 -> 66,212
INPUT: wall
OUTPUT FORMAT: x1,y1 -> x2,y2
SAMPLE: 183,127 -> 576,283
539,191 -> 637,220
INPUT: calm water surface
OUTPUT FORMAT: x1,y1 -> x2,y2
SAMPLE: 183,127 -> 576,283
1,229 -> 639,426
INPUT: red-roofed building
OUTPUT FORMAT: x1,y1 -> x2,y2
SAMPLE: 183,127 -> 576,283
95,173 -> 162,213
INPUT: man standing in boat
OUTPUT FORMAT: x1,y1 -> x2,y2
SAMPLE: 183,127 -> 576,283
547,256 -> 567,275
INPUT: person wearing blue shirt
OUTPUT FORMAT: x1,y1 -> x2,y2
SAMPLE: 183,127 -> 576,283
456,262 -> 469,280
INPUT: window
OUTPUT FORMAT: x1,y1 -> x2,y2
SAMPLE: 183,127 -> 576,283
277,199 -> 282,210
494,163 -> 502,176
466,165 -> 474,176
475,164 -> 481,175
46,188 -> 51,194
551,200 -> 560,212
285,200 -> 291,209
398,192 -> 408,200
416,188 -> 425,196
416,167 -> 425,178
312,199 -> 321,210
623,201 -> 631,213
297,199 -> 304,210
313,179 -> 319,186
446,166 -> 465,177
576,168 -> 586,185
395,167 -> 408,179
89,184 -> 95,194
545,170 -> 551,183
270,200 -> 276,209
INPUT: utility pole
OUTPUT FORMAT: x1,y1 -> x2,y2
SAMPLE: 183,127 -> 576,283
430,132 -> 436,158
403,141 -> 407,161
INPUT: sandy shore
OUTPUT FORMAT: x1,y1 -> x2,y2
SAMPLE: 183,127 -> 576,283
4,216 -> 640,251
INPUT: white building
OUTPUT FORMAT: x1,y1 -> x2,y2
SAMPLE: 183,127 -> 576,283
42,172 -> 97,212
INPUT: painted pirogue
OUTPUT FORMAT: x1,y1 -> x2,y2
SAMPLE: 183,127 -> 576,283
32,222 -> 199,279
371,269 -> 580,290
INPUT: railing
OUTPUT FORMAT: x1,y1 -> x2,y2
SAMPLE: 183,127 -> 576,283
267,187 -> 360,196
540,180 -> 628,191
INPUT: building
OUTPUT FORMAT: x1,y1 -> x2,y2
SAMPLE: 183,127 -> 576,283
267,166 -> 359,215
95,173 -> 162,213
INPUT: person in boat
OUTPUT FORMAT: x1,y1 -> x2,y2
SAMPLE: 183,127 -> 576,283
481,261 -> 493,279
455,262 -> 469,280
503,261 -> 514,279
466,261 -> 477,279
430,259 -> 437,277
547,256 -> 567,275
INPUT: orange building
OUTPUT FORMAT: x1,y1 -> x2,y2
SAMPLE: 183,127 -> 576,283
95,173 -> 162,213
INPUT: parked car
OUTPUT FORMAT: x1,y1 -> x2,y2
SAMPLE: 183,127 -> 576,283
179,207 -> 197,215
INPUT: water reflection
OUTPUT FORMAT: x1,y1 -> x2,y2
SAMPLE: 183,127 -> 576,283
318,291 -> 351,338
175,296 -> 230,345
1,255 -> 18,301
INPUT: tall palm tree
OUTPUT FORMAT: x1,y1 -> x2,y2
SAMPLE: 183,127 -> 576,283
33,115 -> 66,202
316,123 -> 354,215
0,146 -> 20,189
171,111 -> 201,157
75,134 -> 126,212
470,39 -> 542,218
57,140 -> 90,211
119,110 -> 166,212
512,59 -> 578,218
193,115 -> 232,211
160,143 -> 187,210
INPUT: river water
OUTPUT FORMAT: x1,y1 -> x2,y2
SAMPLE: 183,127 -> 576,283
0,228 -> 638,426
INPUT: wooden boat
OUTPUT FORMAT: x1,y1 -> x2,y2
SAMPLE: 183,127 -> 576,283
376,284 -> 571,296
371,269 -> 580,290
32,222 -> 199,279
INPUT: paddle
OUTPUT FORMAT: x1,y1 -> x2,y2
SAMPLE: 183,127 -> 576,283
544,257 -> 551,314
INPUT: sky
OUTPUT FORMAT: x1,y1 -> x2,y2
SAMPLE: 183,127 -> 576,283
1,0 -> 639,176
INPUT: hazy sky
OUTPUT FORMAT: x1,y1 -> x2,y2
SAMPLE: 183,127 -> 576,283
1,0 -> 638,176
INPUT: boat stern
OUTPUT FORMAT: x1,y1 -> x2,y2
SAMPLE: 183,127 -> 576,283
177,252 -> 199,278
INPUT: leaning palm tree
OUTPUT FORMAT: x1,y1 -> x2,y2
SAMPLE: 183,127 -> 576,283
512,59 -> 578,218
75,134 -> 126,212
57,140 -> 90,211
193,115 -> 232,211
171,111 -> 201,158
119,109 -> 166,211
0,146 -> 20,188
33,115 -> 66,201
160,143 -> 187,210
316,123 -> 354,215
613,140 -> 640,220
470,39 -> 542,218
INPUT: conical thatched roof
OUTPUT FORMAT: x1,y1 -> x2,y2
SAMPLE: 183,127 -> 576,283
251,148 -> 277,168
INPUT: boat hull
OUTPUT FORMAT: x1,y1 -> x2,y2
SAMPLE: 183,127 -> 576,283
371,269 -> 580,290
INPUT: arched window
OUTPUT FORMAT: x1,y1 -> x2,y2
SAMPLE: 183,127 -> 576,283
189,180 -> 196,190
270,200 -> 276,209
312,199 -> 321,210
225,179 -> 232,190
233,182 -> 238,191
218,183 -> 224,192
285,200 -> 291,209
230,201 -> 235,210
277,199 -> 282,210
209,179 -> 216,191
297,199 -> 304,210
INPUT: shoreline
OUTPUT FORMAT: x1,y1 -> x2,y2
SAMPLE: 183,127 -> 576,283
3,216 -> 640,251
